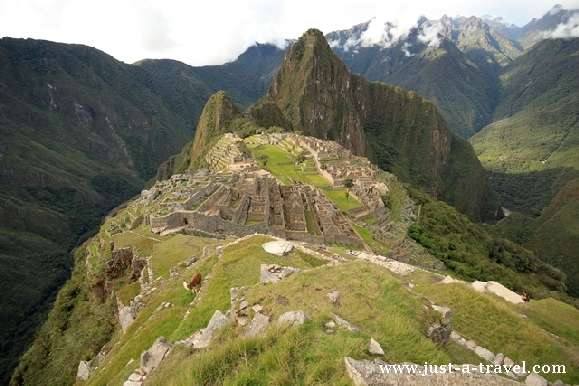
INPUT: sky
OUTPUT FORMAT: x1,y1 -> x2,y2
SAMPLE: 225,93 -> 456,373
1,0 -> 578,66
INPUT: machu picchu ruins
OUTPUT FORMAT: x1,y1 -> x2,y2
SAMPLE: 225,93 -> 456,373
143,133 -> 399,248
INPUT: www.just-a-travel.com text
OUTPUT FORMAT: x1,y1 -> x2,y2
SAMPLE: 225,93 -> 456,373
379,362 -> 566,377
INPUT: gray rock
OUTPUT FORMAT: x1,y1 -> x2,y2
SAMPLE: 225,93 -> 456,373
493,353 -> 505,366
128,373 -> 144,382
368,338 -> 384,355
328,291 -> 340,303
277,310 -> 311,327
426,305 -> 452,344
551,381 -> 565,386
119,306 -> 134,333
450,331 -> 461,340
525,372 -> 548,386
474,346 -> 495,362
503,357 -> 514,367
466,340 -> 477,350
252,304 -> 263,313
195,310 -> 232,349
344,357 -> 522,386
260,264 -> 301,284
230,287 -> 239,301
239,300 -> 248,310
140,336 -> 172,375
123,381 -> 143,386
244,313 -> 270,338
324,321 -> 336,329
331,313 -> 360,333
76,360 -> 91,381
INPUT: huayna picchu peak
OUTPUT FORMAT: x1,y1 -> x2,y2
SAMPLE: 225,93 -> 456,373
2,6 -> 579,384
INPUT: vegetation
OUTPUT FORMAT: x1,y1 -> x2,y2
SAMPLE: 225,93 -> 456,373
416,282 -> 579,384
407,188 -> 567,298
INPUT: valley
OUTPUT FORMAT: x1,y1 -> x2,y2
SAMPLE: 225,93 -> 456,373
1,4 -> 579,384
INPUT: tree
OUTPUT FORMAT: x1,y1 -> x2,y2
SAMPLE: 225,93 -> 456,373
259,154 -> 269,166
343,178 -> 354,189
345,190 -> 350,202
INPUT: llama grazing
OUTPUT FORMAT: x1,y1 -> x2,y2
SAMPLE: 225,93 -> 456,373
183,272 -> 202,293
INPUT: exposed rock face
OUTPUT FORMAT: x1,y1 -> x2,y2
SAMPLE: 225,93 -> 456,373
258,28 -> 494,220
426,305 -> 453,344
105,247 -> 134,280
189,91 -> 243,169
193,310 -> 232,349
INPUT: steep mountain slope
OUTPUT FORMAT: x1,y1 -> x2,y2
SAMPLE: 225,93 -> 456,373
470,38 -> 579,217
253,28 -> 496,220
0,37 -> 206,385
492,178 -> 579,297
517,5 -> 579,49
326,17 -> 517,137
11,131 -> 577,386
137,43 -> 287,110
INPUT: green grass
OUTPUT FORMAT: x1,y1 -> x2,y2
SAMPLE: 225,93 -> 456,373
351,223 -> 391,255
321,188 -> 362,212
147,261 -> 452,385
512,298 -> 579,348
415,282 -> 579,384
246,142 -> 330,186
362,216 -> 377,224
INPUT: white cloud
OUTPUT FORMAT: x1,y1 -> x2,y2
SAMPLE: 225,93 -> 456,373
1,0 -> 579,66
542,12 -> 579,38
418,21 -> 442,48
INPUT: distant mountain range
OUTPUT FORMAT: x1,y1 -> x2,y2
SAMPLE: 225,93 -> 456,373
1,4 -> 579,384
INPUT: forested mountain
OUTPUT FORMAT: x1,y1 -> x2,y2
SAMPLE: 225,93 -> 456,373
0,36 -> 290,384
2,4 -> 579,384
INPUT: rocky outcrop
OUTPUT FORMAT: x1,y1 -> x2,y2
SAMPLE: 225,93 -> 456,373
426,305 -> 453,344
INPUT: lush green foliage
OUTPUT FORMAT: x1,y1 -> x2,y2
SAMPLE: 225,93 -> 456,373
407,189 -> 566,296
470,38 -> 579,217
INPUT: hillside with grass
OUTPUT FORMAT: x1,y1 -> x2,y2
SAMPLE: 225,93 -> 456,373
11,133 -> 578,385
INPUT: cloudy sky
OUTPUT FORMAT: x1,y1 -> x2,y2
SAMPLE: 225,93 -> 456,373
1,0 -> 578,66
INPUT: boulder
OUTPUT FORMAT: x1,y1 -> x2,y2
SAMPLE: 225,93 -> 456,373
525,373 -> 548,386
465,340 -> 477,350
493,353 -> 505,366
244,313 -> 270,338
368,338 -> 384,355
277,310 -> 311,327
486,281 -> 524,304
328,291 -> 340,304
260,264 -> 301,284
472,281 -> 488,292
76,360 -> 91,381
140,336 -> 172,375
262,241 -> 294,256
194,310 -> 232,348
119,306 -> 134,333
426,305 -> 452,344
474,346 -> 495,362
331,313 -> 360,333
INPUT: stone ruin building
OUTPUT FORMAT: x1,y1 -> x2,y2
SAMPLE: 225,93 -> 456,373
147,171 -> 363,246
